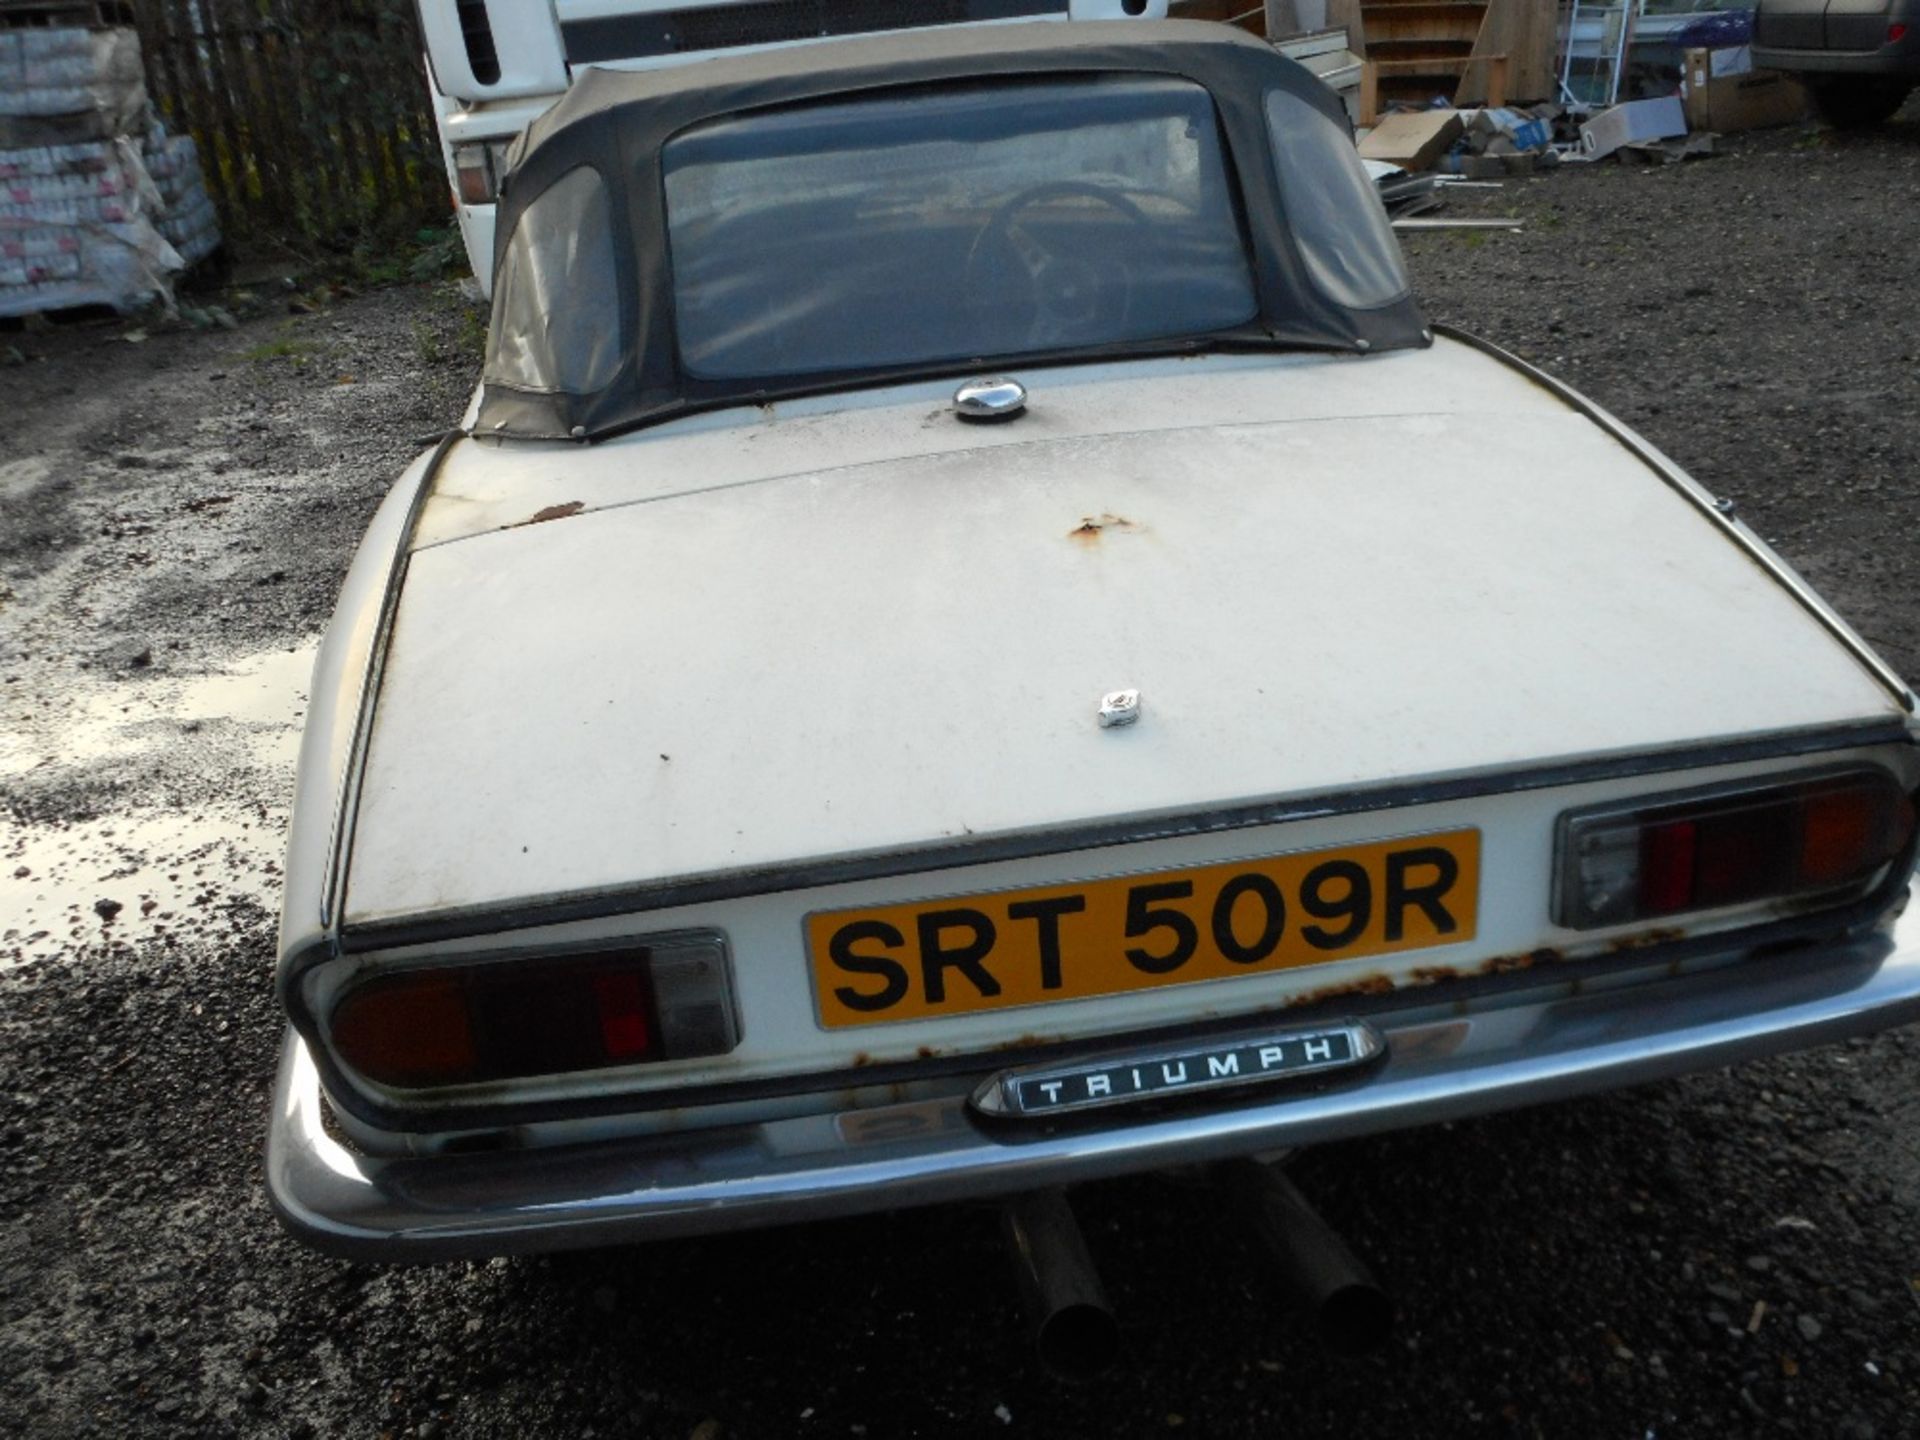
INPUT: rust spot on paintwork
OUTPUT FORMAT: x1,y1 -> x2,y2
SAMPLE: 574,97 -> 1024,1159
1607,927 -> 1687,953
989,1032 -> 1058,1052
1067,512 -> 1141,543
917,1045 -> 937,1060
509,501 -> 584,528
1285,973 -> 1396,1008
1290,947 -> 1572,1005
850,1051 -> 872,1068
1477,946 -> 1563,975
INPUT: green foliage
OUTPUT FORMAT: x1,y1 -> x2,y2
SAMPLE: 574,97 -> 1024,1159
395,274 -> 493,370
243,334 -> 319,365
407,225 -> 468,283
410,321 -> 445,366
455,303 -> 488,359
328,219 -> 464,289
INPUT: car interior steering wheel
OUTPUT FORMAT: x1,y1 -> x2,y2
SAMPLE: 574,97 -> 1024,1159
963,181 -> 1149,348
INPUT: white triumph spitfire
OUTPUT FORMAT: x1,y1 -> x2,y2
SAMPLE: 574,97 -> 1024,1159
268,21 -> 1920,1340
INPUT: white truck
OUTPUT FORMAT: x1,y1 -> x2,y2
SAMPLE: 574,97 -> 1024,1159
418,0 -> 1169,291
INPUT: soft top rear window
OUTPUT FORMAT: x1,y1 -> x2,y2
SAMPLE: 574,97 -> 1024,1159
473,25 -> 1434,440
661,76 -> 1260,381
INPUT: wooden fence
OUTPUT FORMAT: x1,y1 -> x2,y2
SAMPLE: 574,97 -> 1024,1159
126,0 -> 449,246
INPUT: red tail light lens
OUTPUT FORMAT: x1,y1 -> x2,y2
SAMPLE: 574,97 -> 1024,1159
329,973 -> 476,1087
329,934 -> 737,1091
1556,769 -> 1914,931
1890,22 -> 1910,43
592,972 -> 654,1060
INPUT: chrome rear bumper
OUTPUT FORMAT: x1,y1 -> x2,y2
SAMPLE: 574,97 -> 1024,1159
1750,41 -> 1920,75
268,889 -> 1920,1260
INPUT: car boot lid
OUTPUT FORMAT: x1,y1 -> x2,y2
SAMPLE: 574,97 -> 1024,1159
340,340 -> 1909,931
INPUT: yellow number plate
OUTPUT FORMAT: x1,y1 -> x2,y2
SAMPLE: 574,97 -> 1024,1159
807,829 -> 1480,1028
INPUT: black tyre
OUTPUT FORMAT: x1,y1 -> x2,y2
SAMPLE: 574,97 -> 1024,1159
1808,76 -> 1914,128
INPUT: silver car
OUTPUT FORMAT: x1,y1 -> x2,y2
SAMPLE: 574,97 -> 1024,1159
267,19 -> 1920,1374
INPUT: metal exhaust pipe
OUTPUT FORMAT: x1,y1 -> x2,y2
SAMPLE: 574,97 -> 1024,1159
1222,1158 -> 1393,1358
1002,1188 -> 1120,1382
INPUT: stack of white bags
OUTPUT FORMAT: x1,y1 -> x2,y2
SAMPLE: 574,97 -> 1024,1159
0,26 -> 221,317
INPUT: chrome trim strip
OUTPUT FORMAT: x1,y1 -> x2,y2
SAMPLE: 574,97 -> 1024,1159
336,719 -> 1910,952
267,881 -> 1920,1260
321,429 -> 467,931
1434,324 -> 1917,716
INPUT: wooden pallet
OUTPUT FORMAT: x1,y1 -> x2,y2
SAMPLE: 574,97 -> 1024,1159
1329,0 -> 1554,112
1359,52 -> 1508,124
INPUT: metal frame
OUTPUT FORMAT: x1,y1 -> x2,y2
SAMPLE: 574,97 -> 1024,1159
321,429 -> 465,934
1558,0 -> 1638,111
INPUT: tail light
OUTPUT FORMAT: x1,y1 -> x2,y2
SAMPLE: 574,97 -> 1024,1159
329,932 -> 738,1091
1555,768 -> 1914,931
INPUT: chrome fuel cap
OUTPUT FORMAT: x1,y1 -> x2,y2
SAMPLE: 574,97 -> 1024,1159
954,375 -> 1027,422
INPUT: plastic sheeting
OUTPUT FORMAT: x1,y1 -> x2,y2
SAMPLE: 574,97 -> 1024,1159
0,26 -> 219,318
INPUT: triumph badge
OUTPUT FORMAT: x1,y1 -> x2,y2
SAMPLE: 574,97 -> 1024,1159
971,1021 -> 1385,1119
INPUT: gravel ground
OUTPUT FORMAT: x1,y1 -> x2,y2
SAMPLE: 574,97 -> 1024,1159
6,112 -> 1920,1440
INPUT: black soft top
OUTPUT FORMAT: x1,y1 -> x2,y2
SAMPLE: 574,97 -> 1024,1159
479,19 -> 1429,442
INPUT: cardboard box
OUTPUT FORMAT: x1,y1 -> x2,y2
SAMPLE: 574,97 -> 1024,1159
1465,106 -> 1553,154
1683,49 -> 1809,133
1357,109 -> 1465,173
1578,96 -> 1687,160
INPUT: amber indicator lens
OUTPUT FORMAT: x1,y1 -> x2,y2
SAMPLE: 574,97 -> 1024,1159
450,141 -> 507,205
1557,770 -> 1914,931
329,936 -> 737,1091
